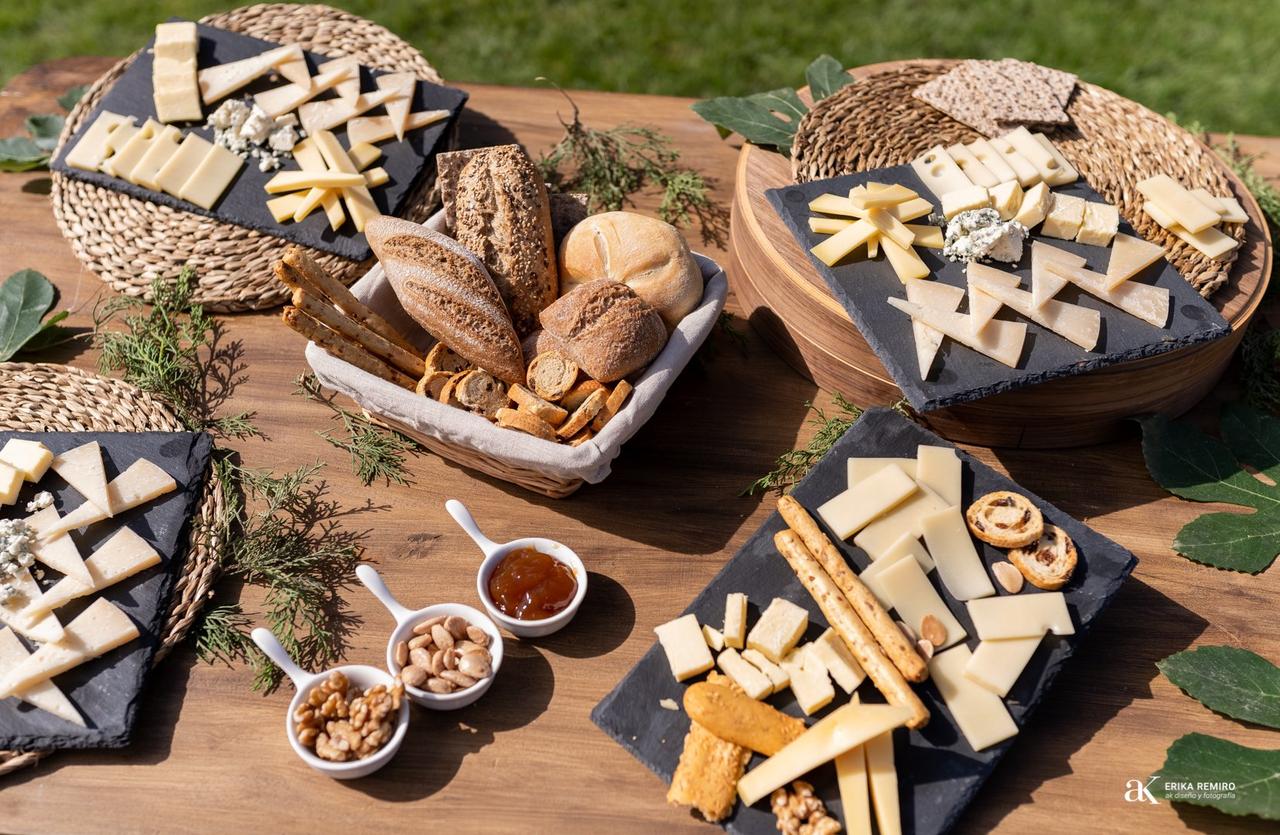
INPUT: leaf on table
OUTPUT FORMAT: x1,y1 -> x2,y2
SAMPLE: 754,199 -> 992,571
0,136 -> 50,172
25,114 -> 64,152
1154,733 -> 1280,820
1158,646 -> 1280,729
57,84 -> 88,112
805,54 -> 855,101
17,310 -> 77,355
0,269 -> 59,361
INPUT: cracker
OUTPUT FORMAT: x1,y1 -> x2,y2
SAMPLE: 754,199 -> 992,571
955,60 -> 1067,127
996,59 -> 1077,108
913,70 -> 1001,136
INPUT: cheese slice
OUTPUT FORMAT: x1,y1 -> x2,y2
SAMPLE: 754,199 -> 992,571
0,463 -> 20,505
851,182 -> 918,206
1136,174 -> 1221,233
817,463 -> 918,540
1029,237 -> 1082,307
968,264 -> 1101,350
375,72 -> 416,141
0,598 -> 139,699
51,442 -> 111,516
886,298 -> 1027,368
809,193 -> 932,222
65,112 -> 132,172
946,143 -> 1000,188
964,636 -> 1044,697
874,554 -> 967,650
0,568 -> 63,643
702,624 -> 725,651
848,457 -> 917,487
880,236 -> 931,282
1143,200 -> 1240,259
809,628 -> 866,693
857,549 -> 912,607
835,742 -> 873,835
26,527 -> 161,617
928,645 -> 1019,751
103,118 -> 160,180
941,185 -> 992,220
911,145 -> 973,200
290,137 -> 345,231
865,729 -> 901,835
198,44 -> 304,104
906,223 -> 944,249
25,508 -> 92,585
1044,258 -> 1171,328
1001,127 -> 1075,186
853,483 -> 948,560
965,138 -> 1019,185
362,167 -> 389,188
179,143 -> 243,210
737,703 -> 912,806
741,648 -> 790,694
916,445 -> 961,507
988,137 -> 1041,187
254,56 -> 359,118
883,531 -> 936,573
717,648 -> 773,700
0,439 -> 53,482
154,132 -> 214,197
1189,189 -> 1247,224
653,613 -> 714,682
967,592 -> 1074,640
989,179 -> 1023,221
1013,180 -> 1052,230
746,597 -> 808,663
0,628 -> 83,726
273,53 -> 312,88
723,592 -> 747,649
38,458 -> 177,540
312,130 -> 380,231
152,23 -> 201,123
779,649 -> 834,715
129,125 -> 183,189
263,170 -> 367,193
345,109 -> 450,146
266,192 -> 308,223
298,86 -> 401,134
811,218 -> 877,266
98,122 -> 140,175
810,216 -> 850,235
1030,132 -> 1080,185
1105,233 -> 1166,289
920,506 -> 995,601
863,208 -> 915,249
904,281 -> 965,380
967,286 -> 1004,335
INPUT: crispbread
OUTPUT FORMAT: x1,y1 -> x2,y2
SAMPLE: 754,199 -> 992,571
416,369 -> 451,399
913,59 -> 1074,138
996,58 -> 1077,108
495,407 -> 557,441
509,383 -> 568,426
556,388 -> 607,439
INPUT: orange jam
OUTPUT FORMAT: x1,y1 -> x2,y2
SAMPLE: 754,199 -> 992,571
486,547 -> 577,620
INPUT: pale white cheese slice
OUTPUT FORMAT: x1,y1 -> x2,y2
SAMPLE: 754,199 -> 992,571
653,613 -> 713,682
198,44 -> 304,105
836,740 -> 873,835
817,464 -> 918,541
916,445 -> 962,508
51,441 -> 111,517
778,648 -> 834,715
1044,258 -> 1171,328
968,263 -> 1101,350
375,72 -> 416,141
964,635 -> 1045,697
853,484 -> 948,561
298,86 -> 402,135
910,145 -> 972,200
0,627 -> 83,725
920,506 -> 995,601
928,645 -> 1019,751
0,598 -> 139,699
904,281 -> 965,381
0,568 -> 63,643
966,592 -> 1074,640
64,112 -> 133,173
1136,174 -> 1221,233
808,628 -> 866,693
1105,233 -> 1166,289
36,459 -> 177,541
847,457 -> 917,487
1029,238 -> 1082,307
886,297 -> 1027,368
254,56 -> 359,118
25,527 -> 160,617
874,554 -> 968,650
741,647 -> 790,694
865,728 -> 902,835
25,507 -> 92,585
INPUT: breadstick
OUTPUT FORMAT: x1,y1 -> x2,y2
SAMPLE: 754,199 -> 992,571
279,246 -> 418,354
281,307 -> 415,390
667,671 -> 750,822
773,529 -> 930,729
683,681 -> 806,756
778,495 -> 928,683
292,288 -> 425,378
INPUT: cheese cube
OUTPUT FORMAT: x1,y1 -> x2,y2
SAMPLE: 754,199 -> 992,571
940,185 -> 991,220
1075,202 -> 1119,247
746,597 -> 809,663
701,624 -> 725,652
1013,181 -> 1052,229
808,629 -> 866,693
742,648 -> 791,693
0,463 -> 22,505
723,592 -> 747,649
0,439 -> 53,481
653,613 -> 714,682
717,648 -> 774,700
1040,193 -> 1086,240
781,652 -> 834,715
990,180 -> 1023,221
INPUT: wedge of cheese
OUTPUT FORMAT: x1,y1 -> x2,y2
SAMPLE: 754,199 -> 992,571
0,628 -> 83,726
50,441 -> 111,516
966,287 -> 1004,335
886,297 -> 1027,368
25,527 -> 161,617
836,742 -> 873,835
904,281 -> 965,380
298,86 -> 402,135
375,72 -> 417,141
25,507 -> 91,585
345,109 -> 450,146
1105,233 -> 1166,289
874,554 -> 967,650
198,44 -> 304,105
254,56 -> 359,118
808,628 -> 866,693
968,263 -> 1101,351
1029,238 -> 1082,307
37,458 -> 176,540
0,568 -> 63,643
1044,257 -> 1171,328
964,635 -> 1044,697
0,598 -> 139,699
0,439 -> 53,482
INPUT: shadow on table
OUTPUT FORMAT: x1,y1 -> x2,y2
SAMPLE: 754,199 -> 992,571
532,571 -> 633,659
1174,800 -> 1273,834
454,108 -> 519,151
955,577 -> 1210,832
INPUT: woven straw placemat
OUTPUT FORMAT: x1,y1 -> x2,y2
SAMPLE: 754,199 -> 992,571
50,4 -> 452,312
790,61 -> 1245,298
0,363 -> 224,776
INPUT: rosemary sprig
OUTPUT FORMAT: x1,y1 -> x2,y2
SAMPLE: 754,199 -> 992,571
295,373 -> 416,486
744,393 -> 865,495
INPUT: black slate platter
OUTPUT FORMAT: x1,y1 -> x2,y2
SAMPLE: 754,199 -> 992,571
50,20 -> 468,261
591,408 -> 1137,835
766,166 -> 1230,412
0,431 -> 212,750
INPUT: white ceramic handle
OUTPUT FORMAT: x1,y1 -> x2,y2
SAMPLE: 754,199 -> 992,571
445,499 -> 500,555
251,627 -> 311,690
356,564 -> 413,624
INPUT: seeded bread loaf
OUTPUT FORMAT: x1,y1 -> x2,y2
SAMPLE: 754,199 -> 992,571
366,216 -> 525,385
453,145 -> 559,338
538,279 -> 667,382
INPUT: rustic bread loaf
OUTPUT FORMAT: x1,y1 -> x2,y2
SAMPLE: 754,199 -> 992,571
366,216 -> 525,385
453,145 -> 559,338
558,211 -> 703,330
538,279 -> 667,382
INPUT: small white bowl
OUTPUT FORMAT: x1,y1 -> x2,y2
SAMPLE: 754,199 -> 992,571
356,564 -> 504,711
446,499 -> 588,639
251,628 -> 409,780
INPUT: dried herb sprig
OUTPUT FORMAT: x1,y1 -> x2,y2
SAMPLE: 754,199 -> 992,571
295,373 -> 416,486
745,393 -> 865,495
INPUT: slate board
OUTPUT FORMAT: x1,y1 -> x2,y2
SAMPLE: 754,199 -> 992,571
766,167 -> 1230,412
0,431 -> 212,750
591,408 -> 1137,835
50,20 -> 468,261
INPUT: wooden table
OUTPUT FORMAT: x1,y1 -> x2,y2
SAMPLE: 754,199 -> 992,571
2,57 -> 1278,834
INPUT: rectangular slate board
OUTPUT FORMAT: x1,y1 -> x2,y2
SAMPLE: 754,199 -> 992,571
50,20 -> 469,261
766,166 -> 1230,412
0,431 -> 212,750
592,408 -> 1137,835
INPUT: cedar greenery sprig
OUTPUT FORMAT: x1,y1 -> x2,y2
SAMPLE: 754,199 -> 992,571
744,392 -> 865,495
295,372 -> 416,487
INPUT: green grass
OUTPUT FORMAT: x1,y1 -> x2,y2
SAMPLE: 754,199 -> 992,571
3,0 -> 1278,135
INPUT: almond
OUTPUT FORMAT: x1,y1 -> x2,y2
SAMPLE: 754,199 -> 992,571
992,560 -> 1025,594
920,614 -> 947,647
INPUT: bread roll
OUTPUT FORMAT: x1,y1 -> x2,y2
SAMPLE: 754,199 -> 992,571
538,279 -> 667,382
366,216 -> 525,385
453,145 -> 558,337
558,211 -> 702,330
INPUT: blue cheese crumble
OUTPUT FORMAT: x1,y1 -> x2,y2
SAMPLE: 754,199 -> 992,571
943,209 -> 1027,265
0,518 -> 34,596
206,99 -> 303,172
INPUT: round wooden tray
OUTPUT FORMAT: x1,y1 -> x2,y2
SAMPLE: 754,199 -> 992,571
728,61 -> 1273,448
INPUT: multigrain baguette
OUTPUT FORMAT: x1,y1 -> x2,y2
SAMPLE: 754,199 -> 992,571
538,280 -> 667,382
366,216 -> 525,385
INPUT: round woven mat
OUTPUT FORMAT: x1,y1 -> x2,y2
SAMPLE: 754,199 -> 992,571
50,3 -> 451,312
790,61 -> 1245,298
0,364 -> 224,775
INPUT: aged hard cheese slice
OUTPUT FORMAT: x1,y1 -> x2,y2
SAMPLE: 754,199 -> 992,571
745,597 -> 808,663
154,132 -> 214,198
835,741 -> 873,835
723,592 -> 747,649
853,484 -> 948,560
741,648 -> 790,694
0,598 -> 139,699
916,445 -> 961,506
849,183 -> 918,209
0,628 -> 83,726
964,636 -> 1044,697
817,463 -> 918,540
298,86 -> 402,134
863,208 -> 915,249
968,263 -> 1101,350
179,143 -> 243,210
1136,174 -> 1221,233
865,729 -> 901,835
0,568 -> 63,643
375,72 -> 417,141
26,527 -> 161,617
967,592 -> 1074,640
1040,193 -> 1086,240
808,628 -> 866,693
51,442 -> 111,516
920,506 -> 995,601
653,613 -> 714,682
886,298 -> 1027,368
40,458 -> 177,540
254,56 -> 359,118
928,645 -> 1019,751
1143,200 -> 1239,260
1105,233 -> 1166,289
904,280 -> 965,380
1029,238 -> 1082,307
737,703 -> 911,806
717,648 -> 773,700
910,145 -> 973,200
874,553 -> 967,650
906,223 -> 944,249
848,457 -> 917,487
290,137 -> 345,231
1044,258 -> 1171,328
198,44 -> 304,104
25,508 -> 92,585
266,192 -> 307,223
1190,188 -> 1248,224
779,649 -> 834,715
1075,202 -> 1119,247
809,194 -> 933,223
0,439 -> 53,482
65,112 -> 132,172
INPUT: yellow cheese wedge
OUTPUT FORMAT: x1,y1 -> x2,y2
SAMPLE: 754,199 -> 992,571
904,280 -> 965,380
740,648 -> 790,694
946,143 -> 1000,188
266,192 -> 308,223
0,627 -> 83,726
968,263 -> 1101,350
25,508 -> 92,585
849,183 -> 918,210
0,439 -> 53,482
848,457 -> 917,487
653,613 -> 713,682
966,286 -> 1004,335
874,554 -> 968,650
312,130 -> 380,232
737,703 -> 912,806
886,297 -> 1027,368
965,138 -> 1019,186
198,44 -> 304,105
1105,233 -> 1166,290
809,628 -> 866,693
345,110 -> 449,146
779,649 -> 834,714
911,145 -> 973,200
0,567 -> 63,643
1044,257 -> 1171,328
25,527 -> 161,617
881,236 -> 931,281
745,597 -> 808,663
51,442 -> 111,516
38,458 -> 177,540
723,592 -> 747,649
179,144 -> 243,210
988,137 -> 1042,187
1136,174 -> 1221,234
1142,200 -> 1240,260
966,592 -> 1074,640
65,112 -> 133,172
865,729 -> 901,835
0,463 -> 21,506
717,647 -> 774,700
836,742 -> 873,835
920,506 -> 996,601
817,463 -> 919,540
254,56 -> 359,118
298,86 -> 402,135
929,645 -> 1019,751
0,598 -> 139,699
964,635 -> 1044,697
853,484 -> 948,560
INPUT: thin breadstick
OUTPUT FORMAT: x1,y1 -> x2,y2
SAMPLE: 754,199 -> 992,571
778,495 -> 928,683
279,246 -> 418,354
773,529 -> 930,729
281,307 -> 415,390
292,288 -> 425,378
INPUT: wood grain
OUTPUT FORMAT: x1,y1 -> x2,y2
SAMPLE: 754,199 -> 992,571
1,56 -> 1278,835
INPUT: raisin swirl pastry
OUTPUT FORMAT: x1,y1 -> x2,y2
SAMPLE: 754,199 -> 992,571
964,491 -> 1044,548
1008,525 -> 1078,590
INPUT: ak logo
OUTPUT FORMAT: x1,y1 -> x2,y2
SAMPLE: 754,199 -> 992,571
1124,776 -> 1161,805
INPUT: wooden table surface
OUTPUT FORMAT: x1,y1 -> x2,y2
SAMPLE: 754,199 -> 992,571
2,57 -> 1278,835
